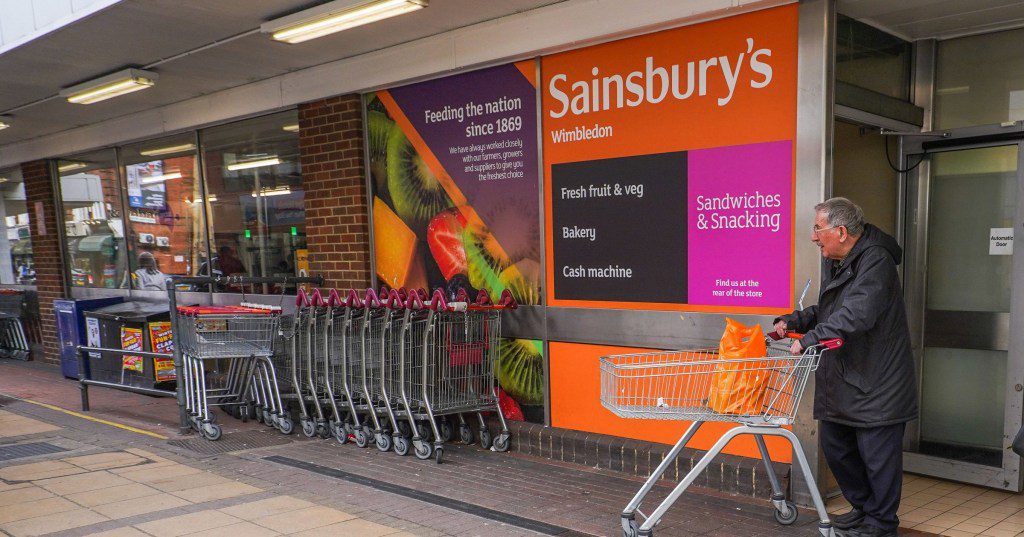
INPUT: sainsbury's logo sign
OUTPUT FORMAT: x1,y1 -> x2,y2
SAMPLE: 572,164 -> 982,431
547,38 -> 773,118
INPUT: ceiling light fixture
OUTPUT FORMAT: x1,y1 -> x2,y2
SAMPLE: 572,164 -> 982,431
60,68 -> 158,105
139,143 -> 195,157
0,116 -> 11,130
58,162 -> 88,173
252,187 -> 292,198
262,0 -> 427,44
140,172 -> 183,185
227,157 -> 281,171
282,124 -> 300,133
0,177 -> 8,183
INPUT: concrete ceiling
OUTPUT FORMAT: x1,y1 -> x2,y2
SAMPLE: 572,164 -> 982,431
837,0 -> 1024,40
0,0 -> 563,147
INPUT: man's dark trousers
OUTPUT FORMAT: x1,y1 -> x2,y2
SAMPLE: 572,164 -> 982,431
820,420 -> 905,531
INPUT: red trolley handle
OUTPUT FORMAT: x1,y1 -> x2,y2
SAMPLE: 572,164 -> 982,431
385,289 -> 404,310
475,289 -> 492,306
364,288 -> 381,309
327,288 -> 342,308
406,290 -> 425,310
309,288 -> 325,307
296,288 -> 310,307
455,288 -> 471,303
769,330 -> 843,350
430,289 -> 449,312
346,289 -> 363,308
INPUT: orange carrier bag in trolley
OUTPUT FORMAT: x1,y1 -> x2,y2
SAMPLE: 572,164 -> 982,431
707,318 -> 770,415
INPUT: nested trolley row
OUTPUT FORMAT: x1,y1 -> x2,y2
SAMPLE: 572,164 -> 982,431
171,283 -> 516,464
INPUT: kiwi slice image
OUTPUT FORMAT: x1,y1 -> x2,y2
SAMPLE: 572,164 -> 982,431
499,259 -> 540,306
462,222 -> 511,301
498,338 -> 544,406
367,110 -> 394,200
365,93 -> 386,113
386,125 -> 453,232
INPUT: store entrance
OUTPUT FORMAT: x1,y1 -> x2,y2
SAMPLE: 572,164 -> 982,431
903,134 -> 1024,491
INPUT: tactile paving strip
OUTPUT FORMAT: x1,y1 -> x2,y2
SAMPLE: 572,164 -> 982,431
167,430 -> 293,455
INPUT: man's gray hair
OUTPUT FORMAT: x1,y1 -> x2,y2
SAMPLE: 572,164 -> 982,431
814,197 -> 865,236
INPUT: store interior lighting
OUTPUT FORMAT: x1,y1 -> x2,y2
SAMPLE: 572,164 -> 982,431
60,68 -> 158,105
139,171 -> 183,185
252,187 -> 291,197
58,162 -> 88,173
0,116 -> 11,130
0,177 -> 8,183
282,123 -> 299,132
139,143 -> 195,156
261,0 -> 427,44
227,156 -> 281,171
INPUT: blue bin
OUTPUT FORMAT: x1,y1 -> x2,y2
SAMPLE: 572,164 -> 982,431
54,297 -> 123,379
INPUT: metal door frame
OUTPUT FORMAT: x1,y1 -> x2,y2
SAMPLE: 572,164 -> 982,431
902,122 -> 1024,491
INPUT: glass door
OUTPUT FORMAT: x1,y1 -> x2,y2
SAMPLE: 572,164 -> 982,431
903,140 -> 1024,490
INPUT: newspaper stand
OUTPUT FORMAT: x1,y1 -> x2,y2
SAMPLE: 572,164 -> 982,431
601,333 -> 843,537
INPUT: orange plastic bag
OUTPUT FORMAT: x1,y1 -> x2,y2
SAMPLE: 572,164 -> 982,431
707,318 -> 770,415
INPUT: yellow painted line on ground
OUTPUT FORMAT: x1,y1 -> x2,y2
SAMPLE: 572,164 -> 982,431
0,392 -> 168,440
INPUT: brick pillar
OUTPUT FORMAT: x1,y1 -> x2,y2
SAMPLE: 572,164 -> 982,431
298,95 -> 371,290
21,160 -> 66,364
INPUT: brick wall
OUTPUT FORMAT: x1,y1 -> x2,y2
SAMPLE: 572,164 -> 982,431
21,160 -> 66,363
298,95 -> 371,290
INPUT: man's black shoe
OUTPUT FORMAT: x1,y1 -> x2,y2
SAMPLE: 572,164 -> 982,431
838,522 -> 898,537
832,508 -> 865,530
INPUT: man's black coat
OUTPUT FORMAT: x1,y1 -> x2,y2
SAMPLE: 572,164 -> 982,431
778,224 -> 918,426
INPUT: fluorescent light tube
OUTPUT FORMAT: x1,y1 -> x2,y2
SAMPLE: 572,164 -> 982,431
0,116 -> 11,130
139,143 -> 195,156
0,177 -> 8,183
61,68 -> 158,105
140,172 -> 183,185
262,0 -> 426,44
227,157 -> 281,171
58,162 -> 88,173
252,187 -> 292,198
282,123 -> 300,132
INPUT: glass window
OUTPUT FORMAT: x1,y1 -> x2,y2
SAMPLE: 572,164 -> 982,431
0,167 -> 34,285
58,149 -> 128,289
835,14 -> 912,101
935,28 -> 1024,129
120,135 -> 206,291
200,111 -> 305,291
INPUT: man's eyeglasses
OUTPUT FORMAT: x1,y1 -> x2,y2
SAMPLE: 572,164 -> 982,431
812,225 -> 841,236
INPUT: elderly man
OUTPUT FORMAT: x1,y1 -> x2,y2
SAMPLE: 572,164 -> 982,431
774,197 -> 917,537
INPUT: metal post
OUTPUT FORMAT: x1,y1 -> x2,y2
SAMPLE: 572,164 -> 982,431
166,279 -> 190,434
77,347 -> 90,411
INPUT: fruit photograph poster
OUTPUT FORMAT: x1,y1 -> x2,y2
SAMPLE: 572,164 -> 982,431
365,61 -> 545,422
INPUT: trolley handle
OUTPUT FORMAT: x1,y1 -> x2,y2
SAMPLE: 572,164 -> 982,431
455,288 -> 471,303
346,289 -> 363,308
475,289 -> 492,306
364,288 -> 382,308
309,288 -> 325,307
386,289 -> 404,309
769,330 -> 844,350
327,288 -> 342,308
296,288 -> 310,307
406,290 -> 425,310
497,288 -> 518,310
429,288 -> 448,312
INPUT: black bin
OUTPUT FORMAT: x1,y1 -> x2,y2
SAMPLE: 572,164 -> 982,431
83,302 -> 175,390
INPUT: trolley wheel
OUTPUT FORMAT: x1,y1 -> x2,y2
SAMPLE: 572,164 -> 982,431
397,420 -> 412,439
228,405 -> 241,420
459,424 -> 474,445
206,411 -> 218,424
417,422 -> 433,442
439,419 -> 454,443
334,423 -> 348,444
493,432 -> 510,452
394,436 -> 410,456
318,423 -> 331,440
375,432 -> 392,452
277,416 -> 294,435
301,419 -> 317,438
435,447 -> 444,464
773,501 -> 799,525
479,428 -> 492,450
354,429 -> 369,448
262,410 -> 273,425
622,519 -> 639,537
201,423 -> 222,441
414,441 -> 433,460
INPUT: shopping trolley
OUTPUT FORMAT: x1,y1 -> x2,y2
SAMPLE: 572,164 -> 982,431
602,332 -> 843,537
176,305 -> 280,440
0,290 -> 29,359
329,288 -> 373,448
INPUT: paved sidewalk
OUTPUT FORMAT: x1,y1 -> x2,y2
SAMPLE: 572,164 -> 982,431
0,359 -> 941,537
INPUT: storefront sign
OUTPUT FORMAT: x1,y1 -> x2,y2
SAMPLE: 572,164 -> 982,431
365,61 -> 541,306
990,227 -> 1014,255
126,161 -> 167,210
542,5 -> 798,313
120,327 -> 144,372
148,322 -> 175,382
86,317 -> 100,361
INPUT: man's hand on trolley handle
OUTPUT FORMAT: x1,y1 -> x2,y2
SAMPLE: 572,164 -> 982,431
773,319 -> 803,355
